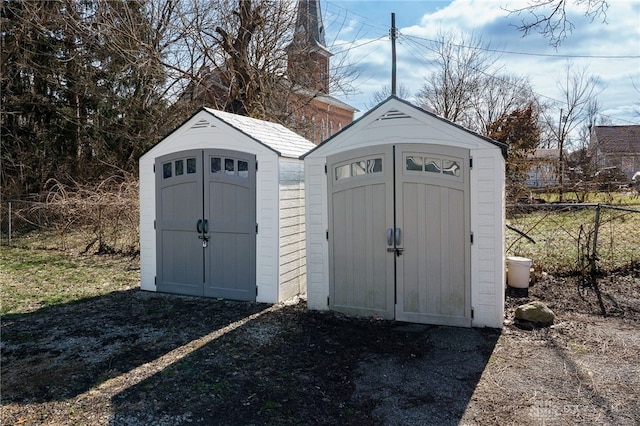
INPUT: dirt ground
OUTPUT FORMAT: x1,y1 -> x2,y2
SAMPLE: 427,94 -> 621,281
1,268 -> 639,425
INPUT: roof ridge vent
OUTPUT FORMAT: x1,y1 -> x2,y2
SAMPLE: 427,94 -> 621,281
376,109 -> 411,121
191,119 -> 214,129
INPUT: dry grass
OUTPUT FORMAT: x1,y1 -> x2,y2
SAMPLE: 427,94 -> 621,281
3,176 -> 139,255
0,247 -> 139,315
1,248 -> 639,425
506,201 -> 640,273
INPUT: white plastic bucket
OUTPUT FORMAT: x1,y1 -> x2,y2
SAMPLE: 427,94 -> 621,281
507,256 -> 532,288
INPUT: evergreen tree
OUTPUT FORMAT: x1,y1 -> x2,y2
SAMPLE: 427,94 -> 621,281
1,0 -> 167,197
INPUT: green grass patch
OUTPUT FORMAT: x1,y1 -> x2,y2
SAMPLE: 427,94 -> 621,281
507,203 -> 640,273
535,192 -> 640,206
0,247 -> 139,315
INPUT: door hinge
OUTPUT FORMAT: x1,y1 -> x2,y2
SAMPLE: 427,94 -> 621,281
327,296 -> 330,306
324,164 -> 327,174
256,161 -> 258,171
470,232 -> 474,244
256,287 -> 258,296
154,276 -> 157,285
469,157 -> 473,169
153,164 -> 155,173
326,230 -> 329,240
471,308 -> 474,319
256,223 -> 259,234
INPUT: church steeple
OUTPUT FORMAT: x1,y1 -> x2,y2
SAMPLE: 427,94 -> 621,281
294,0 -> 328,50
288,0 -> 332,94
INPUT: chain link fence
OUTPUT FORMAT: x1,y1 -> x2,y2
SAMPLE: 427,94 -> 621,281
1,199 -> 139,255
3,198 -> 639,274
506,202 -> 640,275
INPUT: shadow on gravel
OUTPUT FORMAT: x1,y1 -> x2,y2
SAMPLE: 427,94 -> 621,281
110,302 -> 500,426
0,289 -> 268,404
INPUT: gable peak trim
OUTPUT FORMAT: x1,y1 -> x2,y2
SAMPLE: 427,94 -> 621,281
190,119 -> 215,130
376,108 -> 411,121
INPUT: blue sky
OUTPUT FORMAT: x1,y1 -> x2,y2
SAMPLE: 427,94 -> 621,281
320,0 -> 640,129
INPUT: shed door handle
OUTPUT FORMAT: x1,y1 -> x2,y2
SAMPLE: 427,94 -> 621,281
395,228 -> 402,246
196,219 -> 203,233
387,228 -> 393,246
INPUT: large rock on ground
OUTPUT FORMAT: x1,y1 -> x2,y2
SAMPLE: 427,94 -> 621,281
515,301 -> 555,325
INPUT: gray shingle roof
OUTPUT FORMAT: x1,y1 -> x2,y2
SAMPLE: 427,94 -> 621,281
204,107 -> 316,159
592,125 -> 640,154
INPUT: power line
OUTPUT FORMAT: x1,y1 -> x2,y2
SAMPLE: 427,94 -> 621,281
321,4 -> 639,125
400,35 -> 640,126
331,36 -> 387,56
404,34 -> 640,60
324,1 -> 390,34
324,5 -> 639,61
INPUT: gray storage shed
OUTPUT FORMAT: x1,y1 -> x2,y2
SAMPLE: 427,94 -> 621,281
302,97 -> 507,327
139,108 -> 316,303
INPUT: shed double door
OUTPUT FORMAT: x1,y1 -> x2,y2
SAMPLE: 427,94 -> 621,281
328,144 -> 471,326
155,149 -> 256,301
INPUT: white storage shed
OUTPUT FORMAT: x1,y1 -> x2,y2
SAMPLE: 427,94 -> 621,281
302,96 -> 507,328
139,107 -> 316,303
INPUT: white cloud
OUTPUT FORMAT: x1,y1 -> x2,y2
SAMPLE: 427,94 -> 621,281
328,0 -> 640,126
418,0 -> 511,29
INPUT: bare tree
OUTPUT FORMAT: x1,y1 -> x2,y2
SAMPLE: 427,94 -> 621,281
416,31 -> 498,129
544,63 -> 604,152
1,0 -> 169,197
1,0 -> 358,198
505,0 -> 609,47
541,62 -> 604,199
366,84 -> 412,109
415,31 -> 540,136
169,0 -> 357,126
471,73 -> 538,136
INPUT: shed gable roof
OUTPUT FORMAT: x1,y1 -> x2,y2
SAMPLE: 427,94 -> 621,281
592,125 -> 640,154
301,96 -> 506,159
203,108 -> 316,158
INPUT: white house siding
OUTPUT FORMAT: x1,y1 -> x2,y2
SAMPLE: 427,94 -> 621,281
304,158 -> 329,310
470,151 -> 505,328
278,158 -> 307,301
139,158 -> 156,292
254,156 -> 279,304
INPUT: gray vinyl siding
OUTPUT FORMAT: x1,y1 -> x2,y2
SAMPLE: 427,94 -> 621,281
278,158 -> 307,300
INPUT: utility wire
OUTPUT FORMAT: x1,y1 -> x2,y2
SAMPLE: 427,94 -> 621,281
331,36 -> 387,56
401,35 -> 640,126
404,34 -> 640,60
322,4 -> 638,124
324,1 -> 391,34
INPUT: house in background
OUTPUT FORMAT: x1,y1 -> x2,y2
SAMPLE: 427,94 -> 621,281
589,125 -> 640,180
525,149 -> 566,188
180,0 -> 356,145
